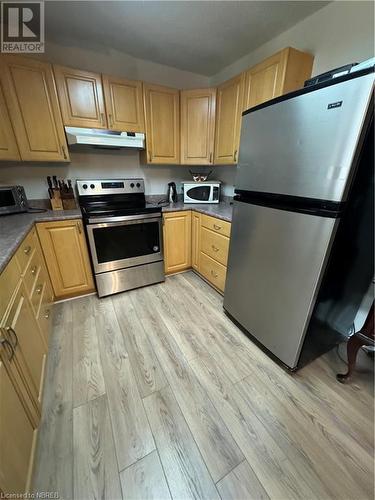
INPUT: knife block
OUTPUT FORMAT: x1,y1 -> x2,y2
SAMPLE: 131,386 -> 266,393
60,188 -> 77,210
50,188 -> 63,211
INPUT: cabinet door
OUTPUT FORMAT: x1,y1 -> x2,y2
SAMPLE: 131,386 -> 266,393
0,82 -> 20,161
36,220 -> 95,299
191,211 -> 201,271
0,358 -> 36,495
180,88 -> 216,165
163,211 -> 191,274
54,65 -> 107,129
143,83 -> 179,164
0,56 -> 69,162
103,75 -> 144,132
214,73 -> 245,165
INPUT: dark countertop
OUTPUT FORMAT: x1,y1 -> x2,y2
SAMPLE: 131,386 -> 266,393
162,201 -> 233,222
0,202 -> 232,274
0,208 -> 81,274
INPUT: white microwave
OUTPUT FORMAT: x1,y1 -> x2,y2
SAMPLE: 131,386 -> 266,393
183,181 -> 221,204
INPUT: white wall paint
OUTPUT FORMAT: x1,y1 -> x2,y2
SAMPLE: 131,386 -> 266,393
38,42 -> 209,89
0,150 -> 236,200
210,1 -> 375,85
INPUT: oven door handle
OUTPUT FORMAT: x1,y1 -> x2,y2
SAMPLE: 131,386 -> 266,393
87,215 -> 161,227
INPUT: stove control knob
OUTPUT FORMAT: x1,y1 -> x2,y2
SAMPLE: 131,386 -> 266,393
136,182 -> 141,188
82,184 -> 88,189
130,183 -> 135,188
90,184 -> 95,189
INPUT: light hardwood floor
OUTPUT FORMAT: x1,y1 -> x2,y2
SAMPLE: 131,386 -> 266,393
33,271 -> 374,500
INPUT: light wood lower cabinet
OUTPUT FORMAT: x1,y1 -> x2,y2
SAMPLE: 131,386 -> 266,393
163,211 -> 191,274
191,211 -> 201,271
36,219 -> 95,299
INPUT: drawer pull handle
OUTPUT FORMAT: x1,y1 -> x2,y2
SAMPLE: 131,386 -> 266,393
36,285 -> 43,294
31,265 -> 37,275
44,310 -> 50,320
5,326 -> 18,349
24,245 -> 32,255
210,270 -> 218,278
211,245 -> 219,252
213,224 -> 221,230
0,335 -> 14,361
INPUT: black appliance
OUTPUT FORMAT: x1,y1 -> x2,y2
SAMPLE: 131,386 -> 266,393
167,182 -> 178,203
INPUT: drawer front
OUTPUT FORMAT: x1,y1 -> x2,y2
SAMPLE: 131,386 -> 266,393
15,228 -> 37,275
200,252 -> 227,292
36,282 -> 53,346
0,256 -> 20,321
200,226 -> 229,266
23,249 -> 42,298
201,214 -> 231,237
30,268 -> 47,316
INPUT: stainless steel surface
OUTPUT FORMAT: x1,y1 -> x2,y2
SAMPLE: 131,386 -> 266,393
77,178 -> 145,196
96,260 -> 165,297
88,212 -> 159,224
223,200 -> 338,368
236,73 -> 374,202
86,216 -> 163,274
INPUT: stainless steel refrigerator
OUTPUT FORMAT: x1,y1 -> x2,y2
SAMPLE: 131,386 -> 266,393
223,68 -> 374,370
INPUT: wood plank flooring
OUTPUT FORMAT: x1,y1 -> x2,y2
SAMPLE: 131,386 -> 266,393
33,271 -> 374,499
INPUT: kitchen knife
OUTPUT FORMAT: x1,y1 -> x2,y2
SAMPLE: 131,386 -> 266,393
47,176 -> 53,198
53,176 -> 58,189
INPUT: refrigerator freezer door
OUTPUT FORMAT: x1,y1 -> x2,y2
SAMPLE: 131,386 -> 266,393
236,73 -> 374,202
223,201 -> 338,368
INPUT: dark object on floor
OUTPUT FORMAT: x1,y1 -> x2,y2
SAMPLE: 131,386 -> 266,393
337,303 -> 374,383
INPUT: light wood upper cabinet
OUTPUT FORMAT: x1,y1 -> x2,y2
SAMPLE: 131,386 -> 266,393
163,211 -> 191,274
214,73 -> 245,165
143,83 -> 180,164
0,82 -> 20,161
36,219 -> 95,299
103,75 -> 144,132
0,56 -> 69,162
244,47 -> 313,111
180,88 -> 216,165
54,65 -> 107,129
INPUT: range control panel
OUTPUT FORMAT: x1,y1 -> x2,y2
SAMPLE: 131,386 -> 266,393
77,178 -> 145,196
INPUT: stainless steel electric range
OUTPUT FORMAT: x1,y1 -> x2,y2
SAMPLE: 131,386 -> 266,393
77,178 -> 164,297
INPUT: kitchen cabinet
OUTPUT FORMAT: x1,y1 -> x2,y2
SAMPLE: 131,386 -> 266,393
0,356 -> 38,495
143,83 -> 180,164
191,211 -> 201,271
54,65 -> 107,129
103,75 -> 145,132
0,56 -> 69,162
180,88 -> 216,165
0,82 -> 20,161
243,47 -> 313,111
163,211 -> 191,274
213,73 -> 245,165
36,219 -> 95,299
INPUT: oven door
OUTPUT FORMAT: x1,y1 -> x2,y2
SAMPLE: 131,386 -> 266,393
86,214 -> 163,273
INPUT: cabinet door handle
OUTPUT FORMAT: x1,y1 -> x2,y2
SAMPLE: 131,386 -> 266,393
211,245 -> 219,252
24,245 -> 32,255
209,152 -> 213,163
5,326 -> 18,349
31,265 -> 37,275
0,334 -> 14,361
44,309 -> 50,320
36,284 -> 43,295
101,113 -> 105,126
77,221 -> 82,234
108,113 -> 113,128
234,150 -> 238,162
148,150 -> 152,163
62,145 -> 68,159
213,224 -> 222,231
210,269 -> 218,278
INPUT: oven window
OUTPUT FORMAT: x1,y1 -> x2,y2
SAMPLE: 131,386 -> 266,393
93,221 -> 160,264
0,190 -> 16,207
187,186 -> 210,201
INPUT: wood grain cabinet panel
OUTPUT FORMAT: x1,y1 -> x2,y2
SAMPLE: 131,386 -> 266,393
0,56 -> 69,162
0,358 -> 37,495
0,82 -> 20,161
199,252 -> 227,292
53,65 -> 107,129
180,88 -> 216,165
163,211 -> 191,274
191,211 -> 201,272
143,83 -> 180,164
200,227 -> 229,266
36,220 -> 95,299
214,73 -> 245,165
103,75 -> 144,132
244,47 -> 314,111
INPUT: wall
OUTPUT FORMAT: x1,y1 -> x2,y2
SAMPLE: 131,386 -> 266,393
210,1 -> 374,85
0,151 -> 236,200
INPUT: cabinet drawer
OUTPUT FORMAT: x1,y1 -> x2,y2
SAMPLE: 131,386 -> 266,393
30,268 -> 47,317
23,250 -> 42,298
36,283 -> 53,346
15,228 -> 37,275
200,226 -> 229,266
201,214 -> 231,237
200,252 -> 227,292
0,256 -> 20,321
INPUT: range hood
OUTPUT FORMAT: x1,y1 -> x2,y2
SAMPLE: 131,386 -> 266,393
65,127 -> 145,149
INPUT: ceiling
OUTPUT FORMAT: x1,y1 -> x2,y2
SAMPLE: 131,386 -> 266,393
45,1 -> 329,76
